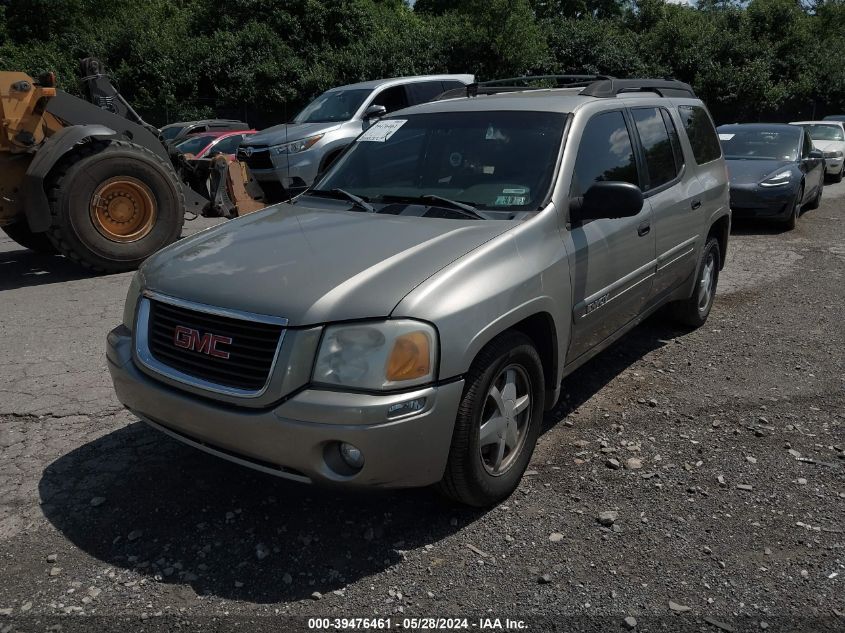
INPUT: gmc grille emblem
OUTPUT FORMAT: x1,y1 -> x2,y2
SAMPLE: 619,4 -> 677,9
173,325 -> 233,359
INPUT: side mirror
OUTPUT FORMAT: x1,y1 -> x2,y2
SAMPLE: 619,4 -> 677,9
570,181 -> 644,222
808,149 -> 823,160
363,104 -> 387,120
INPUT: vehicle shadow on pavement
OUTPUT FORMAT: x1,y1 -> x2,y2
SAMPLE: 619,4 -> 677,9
37,316 -> 685,605
0,247 -> 98,290
38,421 -> 486,604
544,315 -> 687,428
729,218 -> 794,236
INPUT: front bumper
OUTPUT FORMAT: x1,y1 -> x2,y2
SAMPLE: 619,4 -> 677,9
728,183 -> 795,219
824,158 -> 842,174
107,326 -> 464,489
245,151 -> 320,189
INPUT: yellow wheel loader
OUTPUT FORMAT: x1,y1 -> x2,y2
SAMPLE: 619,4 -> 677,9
0,60 -> 265,272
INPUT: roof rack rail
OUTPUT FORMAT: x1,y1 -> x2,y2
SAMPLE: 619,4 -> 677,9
436,75 -> 613,101
478,74 -> 613,88
434,75 -> 697,101
580,78 -> 696,98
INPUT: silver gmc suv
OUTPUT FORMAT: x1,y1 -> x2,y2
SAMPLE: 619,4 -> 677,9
238,74 -> 474,200
108,76 -> 730,507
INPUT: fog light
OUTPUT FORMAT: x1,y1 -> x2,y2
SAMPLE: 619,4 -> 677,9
339,442 -> 364,469
387,397 -> 427,419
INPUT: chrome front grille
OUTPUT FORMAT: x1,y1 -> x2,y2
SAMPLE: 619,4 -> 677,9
134,292 -> 287,397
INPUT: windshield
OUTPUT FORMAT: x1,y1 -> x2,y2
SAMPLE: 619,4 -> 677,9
176,134 -> 216,155
161,126 -> 185,140
315,111 -> 566,213
718,129 -> 800,161
202,134 -> 244,156
294,88 -> 372,124
802,124 -> 844,142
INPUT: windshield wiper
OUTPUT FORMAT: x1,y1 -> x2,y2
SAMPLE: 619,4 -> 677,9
374,194 -> 486,220
308,188 -> 374,213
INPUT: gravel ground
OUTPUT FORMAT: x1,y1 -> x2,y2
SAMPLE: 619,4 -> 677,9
0,187 -> 843,633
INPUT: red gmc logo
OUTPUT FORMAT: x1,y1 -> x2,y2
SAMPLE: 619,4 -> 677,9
173,325 -> 233,359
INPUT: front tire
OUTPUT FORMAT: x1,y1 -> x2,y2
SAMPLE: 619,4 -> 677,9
784,184 -> 803,230
1,220 -> 57,254
668,237 -> 720,328
807,180 -> 823,210
438,332 -> 545,507
46,140 -> 185,273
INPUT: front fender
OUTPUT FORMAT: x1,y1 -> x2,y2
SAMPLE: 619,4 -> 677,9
23,124 -> 118,232
392,209 -> 571,397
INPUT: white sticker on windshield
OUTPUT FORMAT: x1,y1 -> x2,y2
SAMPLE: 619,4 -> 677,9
718,133 -> 735,141
359,119 -> 407,142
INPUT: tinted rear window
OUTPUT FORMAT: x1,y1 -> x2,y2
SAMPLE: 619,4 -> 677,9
632,107 -> 679,189
678,105 -> 721,165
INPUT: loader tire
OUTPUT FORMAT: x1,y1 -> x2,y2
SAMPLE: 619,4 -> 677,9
1,221 -> 57,254
46,139 -> 185,273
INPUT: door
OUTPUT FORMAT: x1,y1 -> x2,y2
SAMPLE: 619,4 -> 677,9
564,110 -> 657,362
369,85 -> 410,115
630,106 -> 700,298
800,130 -> 823,199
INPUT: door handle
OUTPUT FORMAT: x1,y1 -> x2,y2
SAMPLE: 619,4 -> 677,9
637,222 -> 650,237
691,200 -> 702,210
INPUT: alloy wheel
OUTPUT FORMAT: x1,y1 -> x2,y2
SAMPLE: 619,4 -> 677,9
698,251 -> 716,315
478,364 -> 532,476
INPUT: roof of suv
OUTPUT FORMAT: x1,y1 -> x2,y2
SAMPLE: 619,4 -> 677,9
718,123 -> 801,134
397,87 -> 698,117
385,77 -> 700,116
328,74 -> 475,91
161,119 -> 247,130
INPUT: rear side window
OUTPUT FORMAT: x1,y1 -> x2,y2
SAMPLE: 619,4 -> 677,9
441,80 -> 467,92
632,107 -> 678,189
661,109 -> 685,171
406,81 -> 447,105
571,110 -> 639,198
678,105 -> 721,165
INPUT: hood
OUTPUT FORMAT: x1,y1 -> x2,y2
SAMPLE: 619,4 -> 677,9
725,159 -> 794,185
812,139 -> 844,153
242,122 -> 341,147
142,201 -> 513,326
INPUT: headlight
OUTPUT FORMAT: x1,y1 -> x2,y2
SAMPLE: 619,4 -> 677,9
759,171 -> 791,187
823,150 -> 843,159
313,320 -> 438,390
122,270 -> 144,331
270,134 -> 324,156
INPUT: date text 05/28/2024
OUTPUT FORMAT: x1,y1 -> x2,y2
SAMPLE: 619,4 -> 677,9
307,618 -> 528,631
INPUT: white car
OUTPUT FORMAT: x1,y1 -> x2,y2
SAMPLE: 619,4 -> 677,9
790,120 -> 845,182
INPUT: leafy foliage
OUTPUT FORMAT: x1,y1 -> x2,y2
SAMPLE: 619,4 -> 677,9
0,0 -> 842,126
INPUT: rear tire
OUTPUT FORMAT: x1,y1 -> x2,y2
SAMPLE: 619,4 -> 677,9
438,332 -> 545,507
46,140 -> 185,273
668,237 -> 720,328
1,220 -> 57,254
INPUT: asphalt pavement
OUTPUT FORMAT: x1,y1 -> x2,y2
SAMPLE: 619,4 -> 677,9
0,187 -> 843,633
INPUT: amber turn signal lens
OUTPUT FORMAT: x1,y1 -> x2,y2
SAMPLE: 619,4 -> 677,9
385,331 -> 431,382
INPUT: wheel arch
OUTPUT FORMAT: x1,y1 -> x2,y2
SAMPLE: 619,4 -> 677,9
707,213 -> 730,270
22,125 -> 118,232
317,144 -> 350,179
460,307 -> 562,411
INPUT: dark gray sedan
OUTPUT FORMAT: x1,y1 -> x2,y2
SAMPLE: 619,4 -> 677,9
717,123 -> 825,229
